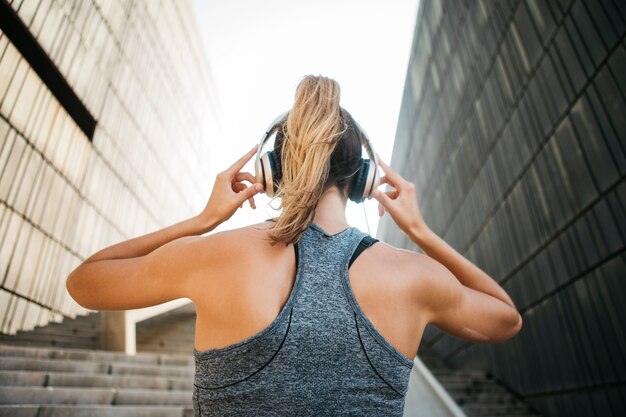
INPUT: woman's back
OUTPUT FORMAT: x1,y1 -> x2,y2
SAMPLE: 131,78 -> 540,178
192,220 -> 425,416
65,75 -> 522,417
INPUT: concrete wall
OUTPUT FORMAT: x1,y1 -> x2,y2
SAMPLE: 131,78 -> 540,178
380,1 -> 626,416
0,0 -> 219,334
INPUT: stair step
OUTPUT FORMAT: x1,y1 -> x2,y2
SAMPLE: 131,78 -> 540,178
15,327 -> 100,338
0,405 -> 38,417
0,357 -> 193,378
0,386 -> 192,406
0,405 -> 193,417
0,344 -> 193,366
0,370 -> 193,390
0,386 -> 115,405
430,369 -> 488,378
445,384 -> 511,396
0,370 -> 47,386
0,338 -> 100,351
462,403 -> 535,416
0,339 -> 99,350
432,373 -> 490,384
451,391 -> 526,405
0,333 -> 100,345
0,357 -> 109,375
110,363 -> 194,378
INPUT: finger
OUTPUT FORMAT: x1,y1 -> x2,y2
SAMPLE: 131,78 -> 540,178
375,179 -> 396,197
376,155 -> 407,191
235,172 -> 257,185
372,189 -> 393,210
227,144 -> 258,175
238,183 -> 262,206
248,196 -> 256,210
378,202 -> 385,217
386,190 -> 399,199
234,182 -> 246,192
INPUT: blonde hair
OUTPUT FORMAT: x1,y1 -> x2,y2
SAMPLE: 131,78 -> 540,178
266,75 -> 349,246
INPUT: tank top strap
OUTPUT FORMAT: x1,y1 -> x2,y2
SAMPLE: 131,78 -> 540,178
289,224 -> 368,303
297,222 -> 370,269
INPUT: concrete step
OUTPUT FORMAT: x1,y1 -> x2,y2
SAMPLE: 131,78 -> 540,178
430,368 -> 488,377
0,334 -> 101,348
136,305 -> 196,355
16,326 -> 100,338
0,313 -> 101,350
0,405 -> 193,417
0,386 -> 115,405
451,391 -> 528,406
0,370 -> 46,386
462,403 -> 536,416
0,307 -> 199,415
110,362 -> 194,379
0,386 -> 192,406
0,370 -> 193,390
417,343 -> 541,416
0,357 -> 109,375
439,379 -> 507,394
0,344 -> 193,366
0,357 -> 194,378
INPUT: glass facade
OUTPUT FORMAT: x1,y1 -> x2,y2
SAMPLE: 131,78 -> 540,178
381,0 -> 626,416
0,0 -> 219,334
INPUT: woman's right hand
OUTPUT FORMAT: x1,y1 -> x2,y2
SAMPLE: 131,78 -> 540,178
372,155 -> 429,240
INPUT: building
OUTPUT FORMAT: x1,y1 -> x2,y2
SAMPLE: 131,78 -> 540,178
380,0 -> 626,416
0,0 -> 220,346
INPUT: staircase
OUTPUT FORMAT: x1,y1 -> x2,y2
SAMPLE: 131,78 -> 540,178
0,305 -> 197,417
0,304 -> 540,417
418,348 -> 541,417
0,343 -> 194,416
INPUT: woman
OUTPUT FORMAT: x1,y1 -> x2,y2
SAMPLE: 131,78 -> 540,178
67,75 -> 522,416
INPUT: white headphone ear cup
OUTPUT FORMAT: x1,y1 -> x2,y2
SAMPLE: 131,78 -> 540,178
371,163 -> 380,196
363,160 -> 377,200
255,155 -> 264,187
260,152 -> 275,197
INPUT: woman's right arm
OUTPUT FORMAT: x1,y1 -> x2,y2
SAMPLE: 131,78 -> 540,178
372,157 -> 522,343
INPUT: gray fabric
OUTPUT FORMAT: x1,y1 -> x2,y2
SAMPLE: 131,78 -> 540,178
194,223 -> 414,416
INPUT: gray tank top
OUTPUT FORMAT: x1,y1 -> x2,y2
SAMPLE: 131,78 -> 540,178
193,222 -> 414,416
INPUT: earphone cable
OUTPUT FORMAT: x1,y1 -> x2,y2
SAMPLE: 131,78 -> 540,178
362,202 -> 371,236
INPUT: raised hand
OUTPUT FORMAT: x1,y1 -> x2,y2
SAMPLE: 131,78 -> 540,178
199,145 -> 263,227
372,155 -> 428,238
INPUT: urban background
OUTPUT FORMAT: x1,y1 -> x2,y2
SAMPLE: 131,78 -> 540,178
380,0 -> 626,416
0,0 -> 624,416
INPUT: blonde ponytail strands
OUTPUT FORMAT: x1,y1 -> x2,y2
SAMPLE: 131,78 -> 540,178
267,75 -> 348,246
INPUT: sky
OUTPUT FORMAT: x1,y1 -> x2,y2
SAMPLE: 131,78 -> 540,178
191,0 -> 419,237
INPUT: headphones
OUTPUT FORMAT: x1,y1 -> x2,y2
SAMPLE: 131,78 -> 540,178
254,108 -> 380,204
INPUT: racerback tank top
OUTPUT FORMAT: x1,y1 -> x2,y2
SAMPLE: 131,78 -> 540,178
193,221 -> 415,416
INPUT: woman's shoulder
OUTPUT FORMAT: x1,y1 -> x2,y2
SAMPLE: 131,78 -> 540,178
365,239 -> 429,268
350,238 -> 431,295
192,220 -> 280,260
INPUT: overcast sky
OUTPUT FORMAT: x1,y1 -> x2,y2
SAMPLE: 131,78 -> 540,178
191,0 -> 419,237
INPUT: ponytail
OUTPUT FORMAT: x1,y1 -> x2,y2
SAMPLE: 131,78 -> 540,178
266,75 -> 348,246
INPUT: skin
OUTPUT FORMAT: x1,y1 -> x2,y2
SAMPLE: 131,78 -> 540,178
66,145 -> 523,363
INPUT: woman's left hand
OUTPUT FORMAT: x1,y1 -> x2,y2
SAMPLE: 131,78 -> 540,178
198,144 -> 264,228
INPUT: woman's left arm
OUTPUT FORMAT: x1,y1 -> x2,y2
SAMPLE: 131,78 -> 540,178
66,145 -> 263,310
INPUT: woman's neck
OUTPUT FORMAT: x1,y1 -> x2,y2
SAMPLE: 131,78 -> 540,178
312,186 -> 349,233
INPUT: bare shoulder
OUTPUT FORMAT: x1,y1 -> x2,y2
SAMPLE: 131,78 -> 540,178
191,221 -> 276,260
354,240 -> 431,292
361,241 -> 454,306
